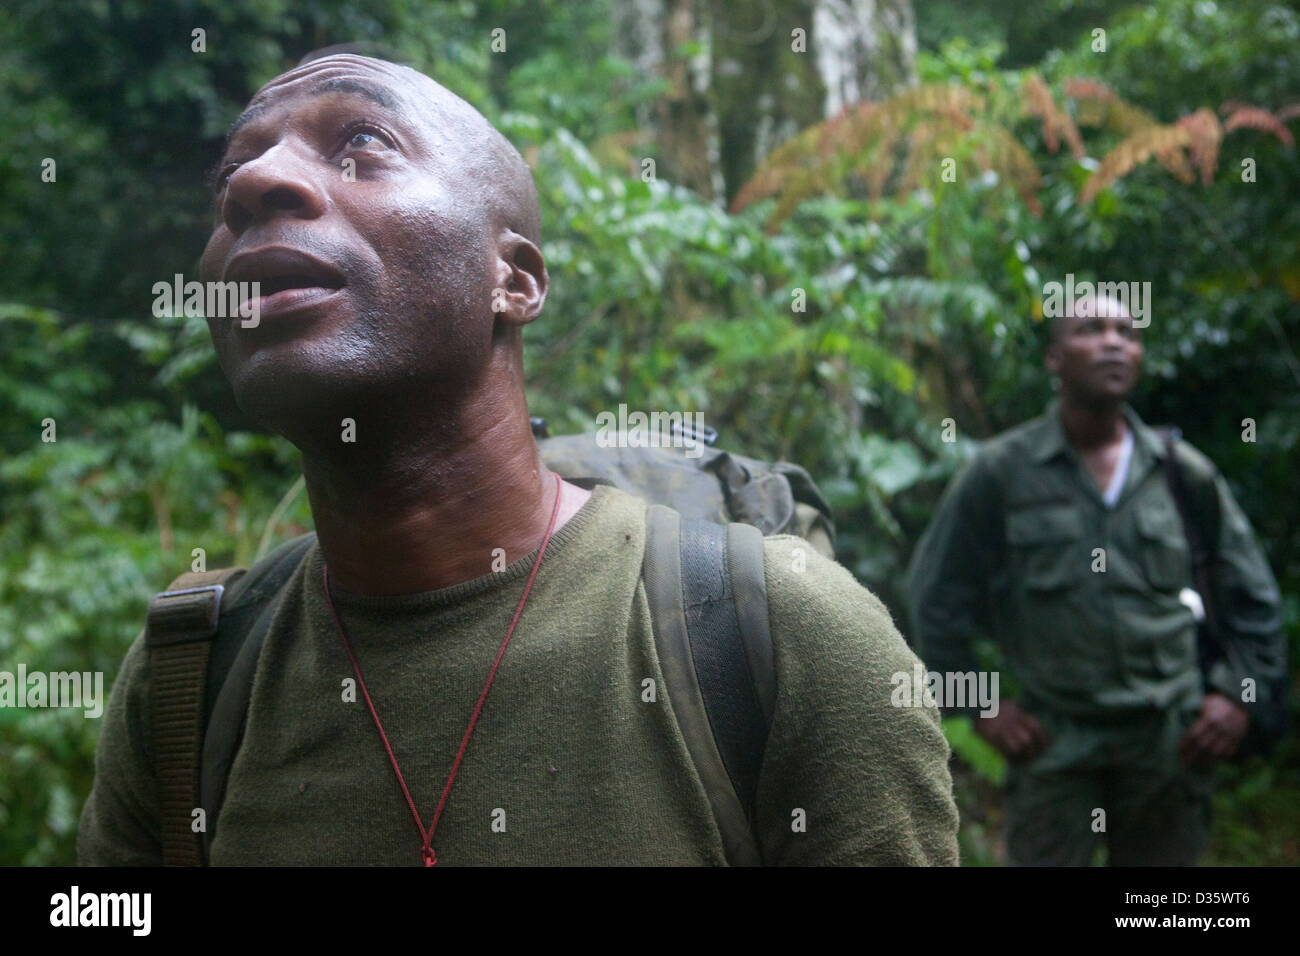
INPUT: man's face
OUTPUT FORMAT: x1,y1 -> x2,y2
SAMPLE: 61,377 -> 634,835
199,56 -> 493,429
1046,298 -> 1144,404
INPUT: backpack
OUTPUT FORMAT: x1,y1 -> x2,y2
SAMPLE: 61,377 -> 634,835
1158,428 -> 1290,759
145,501 -> 780,867
533,419 -> 836,559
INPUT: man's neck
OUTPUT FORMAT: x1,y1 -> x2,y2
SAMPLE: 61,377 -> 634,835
297,380 -> 586,596
1058,391 -> 1129,452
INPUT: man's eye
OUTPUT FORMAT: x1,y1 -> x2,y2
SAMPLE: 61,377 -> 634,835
342,125 -> 391,151
215,164 -> 239,193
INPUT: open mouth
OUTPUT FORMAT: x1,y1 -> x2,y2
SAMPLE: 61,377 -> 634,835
256,274 -> 344,296
224,246 -> 348,321
244,280 -> 346,323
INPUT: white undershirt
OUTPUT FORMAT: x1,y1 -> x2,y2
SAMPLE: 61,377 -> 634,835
1102,427 -> 1134,508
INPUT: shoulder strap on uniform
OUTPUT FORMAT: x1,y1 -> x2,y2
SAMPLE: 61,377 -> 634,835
146,533 -> 316,866
642,504 -> 775,866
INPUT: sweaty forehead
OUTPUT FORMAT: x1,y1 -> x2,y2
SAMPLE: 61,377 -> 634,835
231,55 -> 468,144
254,55 -> 418,106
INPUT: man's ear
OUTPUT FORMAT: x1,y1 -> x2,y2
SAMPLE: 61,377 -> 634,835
491,230 -> 548,327
1044,317 -> 1063,375
1044,344 -> 1061,377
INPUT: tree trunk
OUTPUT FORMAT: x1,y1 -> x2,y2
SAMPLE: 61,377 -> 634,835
813,0 -> 917,116
614,0 -> 720,200
613,0 -> 917,204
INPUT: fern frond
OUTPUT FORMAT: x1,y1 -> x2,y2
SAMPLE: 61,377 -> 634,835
973,123 -> 1043,213
1022,73 -> 1085,159
1154,143 -> 1196,184
1022,74 -> 1059,152
1066,78 -> 1157,134
1081,124 -> 1190,202
896,120 -> 938,195
890,82 -> 987,118
1176,108 -> 1222,185
1224,106 -> 1295,147
732,82 -> 1045,226
1064,77 -> 1115,101
1103,100 -> 1161,136
864,123 -> 903,199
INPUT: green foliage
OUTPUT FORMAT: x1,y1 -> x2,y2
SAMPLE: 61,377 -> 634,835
1207,742 -> 1300,866
942,717 -> 1007,787
917,0 -> 1146,69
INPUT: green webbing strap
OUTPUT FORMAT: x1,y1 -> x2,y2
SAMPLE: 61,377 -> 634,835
145,567 -> 246,867
643,504 -> 773,866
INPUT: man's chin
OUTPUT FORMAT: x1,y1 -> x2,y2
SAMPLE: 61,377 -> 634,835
226,360 -> 352,441
1090,369 -> 1137,396
1071,381 -> 1135,409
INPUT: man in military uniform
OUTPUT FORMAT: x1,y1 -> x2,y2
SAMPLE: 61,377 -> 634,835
906,292 -> 1286,865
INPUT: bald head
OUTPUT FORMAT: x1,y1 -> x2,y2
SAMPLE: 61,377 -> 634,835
225,54 -> 540,244
1050,291 -> 1132,344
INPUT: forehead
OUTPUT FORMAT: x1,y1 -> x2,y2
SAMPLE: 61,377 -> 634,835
230,55 -> 423,139
1064,295 -> 1134,323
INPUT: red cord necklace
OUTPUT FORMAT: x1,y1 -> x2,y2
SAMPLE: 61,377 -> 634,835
321,471 -> 564,866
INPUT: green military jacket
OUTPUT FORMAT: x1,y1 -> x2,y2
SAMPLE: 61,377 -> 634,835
906,400 -> 1284,719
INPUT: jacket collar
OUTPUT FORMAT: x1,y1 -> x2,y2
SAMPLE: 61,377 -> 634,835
1030,397 -> 1166,464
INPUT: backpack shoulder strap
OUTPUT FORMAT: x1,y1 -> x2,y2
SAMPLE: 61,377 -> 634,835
1158,427 -> 1220,530
642,504 -> 775,866
145,566 -> 246,866
199,534 -> 316,861
1158,428 -> 1223,631
146,533 -> 316,866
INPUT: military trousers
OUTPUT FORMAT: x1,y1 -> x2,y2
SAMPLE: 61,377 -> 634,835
1004,701 -> 1216,866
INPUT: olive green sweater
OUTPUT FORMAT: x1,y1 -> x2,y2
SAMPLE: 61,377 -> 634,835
78,485 -> 958,865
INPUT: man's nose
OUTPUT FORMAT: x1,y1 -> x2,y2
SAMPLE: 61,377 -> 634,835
1101,322 -> 1129,349
220,143 -> 328,236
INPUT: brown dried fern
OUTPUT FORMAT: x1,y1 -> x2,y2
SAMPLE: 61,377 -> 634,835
1022,73 -> 1085,159
1064,77 -> 1115,101
1223,106 -> 1295,148
731,83 -> 991,221
1082,124 -> 1191,202
1176,109 -> 1222,185
1066,78 -> 1158,135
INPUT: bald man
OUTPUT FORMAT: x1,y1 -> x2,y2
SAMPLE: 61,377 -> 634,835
907,293 -> 1285,866
77,55 -> 959,866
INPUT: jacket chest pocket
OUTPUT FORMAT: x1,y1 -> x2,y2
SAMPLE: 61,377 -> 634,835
1005,502 -> 1083,591
1135,502 -> 1190,592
